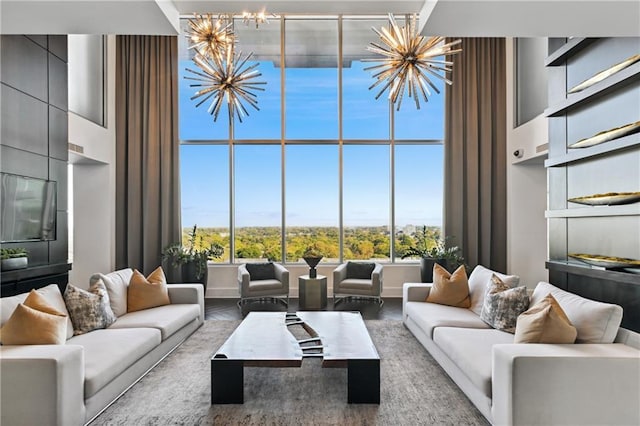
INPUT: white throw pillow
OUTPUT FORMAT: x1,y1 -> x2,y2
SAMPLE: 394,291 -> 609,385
0,284 -> 74,340
468,265 -> 520,316
90,268 -> 133,317
530,281 -> 623,344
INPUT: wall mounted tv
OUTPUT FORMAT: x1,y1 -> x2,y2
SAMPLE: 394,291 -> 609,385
1,173 -> 57,243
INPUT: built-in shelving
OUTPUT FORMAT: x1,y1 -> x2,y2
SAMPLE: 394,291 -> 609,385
544,38 -> 596,66
545,37 -> 640,333
546,261 -> 640,285
545,133 -> 639,166
545,62 -> 640,117
546,204 -> 640,218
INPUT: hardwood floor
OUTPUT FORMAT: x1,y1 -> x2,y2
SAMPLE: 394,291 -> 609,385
205,297 -> 403,320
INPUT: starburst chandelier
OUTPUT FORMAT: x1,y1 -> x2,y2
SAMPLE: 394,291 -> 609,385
185,13 -> 233,60
365,14 -> 462,111
184,13 -> 266,125
242,9 -> 275,29
184,45 -> 266,123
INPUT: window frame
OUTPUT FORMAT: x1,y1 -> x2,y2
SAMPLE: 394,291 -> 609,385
178,15 -> 445,264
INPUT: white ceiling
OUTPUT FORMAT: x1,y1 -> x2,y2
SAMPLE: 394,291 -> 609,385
0,0 -> 639,36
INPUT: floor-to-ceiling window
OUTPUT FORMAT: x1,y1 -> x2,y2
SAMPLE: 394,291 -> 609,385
178,15 -> 445,264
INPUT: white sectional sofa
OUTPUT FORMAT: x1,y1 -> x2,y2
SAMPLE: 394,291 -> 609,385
403,266 -> 640,426
0,268 -> 204,426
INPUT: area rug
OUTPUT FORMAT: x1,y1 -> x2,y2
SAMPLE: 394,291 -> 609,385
91,320 -> 488,425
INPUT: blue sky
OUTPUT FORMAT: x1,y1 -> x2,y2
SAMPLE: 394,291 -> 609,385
179,58 -> 445,228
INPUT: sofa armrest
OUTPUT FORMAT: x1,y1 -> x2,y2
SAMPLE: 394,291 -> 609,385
402,283 -> 432,321
371,263 -> 383,294
492,343 -> 640,426
167,284 -> 205,324
273,263 -> 290,292
237,264 -> 250,297
333,263 -> 348,292
0,345 -> 85,426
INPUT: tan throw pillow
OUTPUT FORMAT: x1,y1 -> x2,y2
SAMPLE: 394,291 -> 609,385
514,293 -> 577,344
127,267 -> 171,313
480,274 -> 530,333
426,264 -> 471,308
0,290 -> 68,345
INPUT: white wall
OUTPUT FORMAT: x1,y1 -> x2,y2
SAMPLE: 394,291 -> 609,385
505,37 -> 549,288
67,35 -> 117,288
205,263 -> 422,298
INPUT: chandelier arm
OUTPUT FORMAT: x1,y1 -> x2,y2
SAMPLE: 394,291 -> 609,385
194,91 -> 217,108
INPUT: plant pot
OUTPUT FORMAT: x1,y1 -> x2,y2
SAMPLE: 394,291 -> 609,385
419,257 -> 448,283
181,260 -> 208,290
1,257 -> 28,271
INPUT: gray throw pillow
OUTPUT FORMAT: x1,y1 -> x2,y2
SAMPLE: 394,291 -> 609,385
246,262 -> 275,280
64,280 -> 117,335
346,262 -> 376,279
480,274 -> 529,333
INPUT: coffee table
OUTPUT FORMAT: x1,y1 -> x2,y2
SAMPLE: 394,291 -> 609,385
211,311 -> 380,404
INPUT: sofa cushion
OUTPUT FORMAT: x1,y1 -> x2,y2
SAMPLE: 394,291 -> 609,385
427,264 -> 470,308
468,265 -> 520,316
64,281 -> 117,335
248,279 -> 283,292
90,269 -> 133,317
480,275 -> 529,333
530,282 -> 623,343
246,263 -> 274,281
108,304 -> 200,340
515,294 -> 577,344
127,268 -> 171,313
404,301 -> 490,339
0,284 -> 74,340
68,328 -> 161,398
433,327 -> 514,398
346,262 -> 375,279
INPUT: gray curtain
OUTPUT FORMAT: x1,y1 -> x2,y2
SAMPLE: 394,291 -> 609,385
444,38 -> 507,272
115,36 -> 180,274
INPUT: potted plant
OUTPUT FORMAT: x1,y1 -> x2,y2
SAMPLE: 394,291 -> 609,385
1,248 -> 28,271
162,225 -> 224,289
401,228 -> 466,282
302,246 -> 323,278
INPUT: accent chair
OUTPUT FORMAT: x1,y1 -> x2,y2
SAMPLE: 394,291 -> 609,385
332,261 -> 383,307
237,262 -> 290,309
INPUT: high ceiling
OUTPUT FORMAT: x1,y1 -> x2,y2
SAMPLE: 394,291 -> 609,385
1,0 -> 639,36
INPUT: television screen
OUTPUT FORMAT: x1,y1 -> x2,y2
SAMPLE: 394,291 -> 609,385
1,173 -> 57,242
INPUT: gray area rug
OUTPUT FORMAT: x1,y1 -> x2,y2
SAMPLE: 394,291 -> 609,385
91,320 -> 488,425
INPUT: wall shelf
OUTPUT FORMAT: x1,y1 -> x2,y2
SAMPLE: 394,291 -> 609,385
545,38 -> 596,66
545,37 -> 640,333
545,133 -> 639,167
546,204 -> 640,218
545,62 -> 640,117
546,261 -> 640,285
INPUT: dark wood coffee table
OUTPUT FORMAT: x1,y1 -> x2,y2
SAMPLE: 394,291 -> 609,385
211,311 -> 380,404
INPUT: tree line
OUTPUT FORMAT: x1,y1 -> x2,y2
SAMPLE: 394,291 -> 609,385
182,225 -> 442,262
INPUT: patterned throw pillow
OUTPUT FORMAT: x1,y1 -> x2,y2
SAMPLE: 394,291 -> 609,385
64,280 -> 117,335
480,274 -> 529,333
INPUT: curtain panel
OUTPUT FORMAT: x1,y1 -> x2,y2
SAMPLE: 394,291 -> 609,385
115,35 -> 181,274
444,38 -> 507,272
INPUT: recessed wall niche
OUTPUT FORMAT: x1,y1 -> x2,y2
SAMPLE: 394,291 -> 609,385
545,37 -> 640,332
